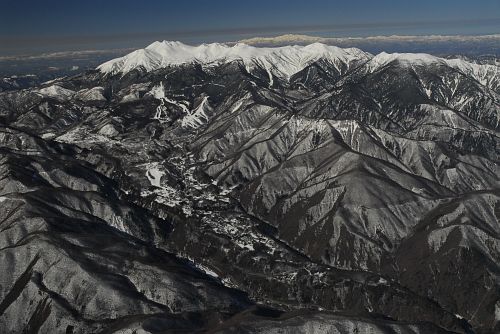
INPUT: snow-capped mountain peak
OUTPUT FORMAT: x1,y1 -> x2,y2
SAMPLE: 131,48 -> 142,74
97,41 -> 371,77
367,52 -> 443,71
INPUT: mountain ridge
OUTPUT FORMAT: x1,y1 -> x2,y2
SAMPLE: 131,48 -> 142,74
97,41 -> 500,95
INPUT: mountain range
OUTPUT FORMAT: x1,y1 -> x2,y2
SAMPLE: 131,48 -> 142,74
0,40 -> 499,333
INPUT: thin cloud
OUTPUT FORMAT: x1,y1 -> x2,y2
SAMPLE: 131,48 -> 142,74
238,33 -> 500,45
0,49 -> 135,62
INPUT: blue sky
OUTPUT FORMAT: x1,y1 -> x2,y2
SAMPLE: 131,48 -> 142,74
1,0 -> 499,55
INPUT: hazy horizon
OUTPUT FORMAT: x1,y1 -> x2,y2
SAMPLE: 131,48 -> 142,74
1,32 -> 499,59
1,0 -> 499,56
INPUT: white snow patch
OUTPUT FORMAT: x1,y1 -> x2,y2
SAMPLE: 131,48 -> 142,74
181,96 -> 210,128
150,82 -> 166,99
146,164 -> 165,187
495,302 -> 500,321
75,86 -> 106,101
37,85 -> 75,100
99,124 -> 119,137
151,82 -> 190,121
377,277 -> 388,284
231,101 -> 243,113
120,91 -> 140,103
41,133 -> 56,139
196,264 -> 219,278
411,187 -> 426,195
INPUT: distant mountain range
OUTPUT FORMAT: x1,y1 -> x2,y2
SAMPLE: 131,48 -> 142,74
238,33 -> 500,56
0,40 -> 499,333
